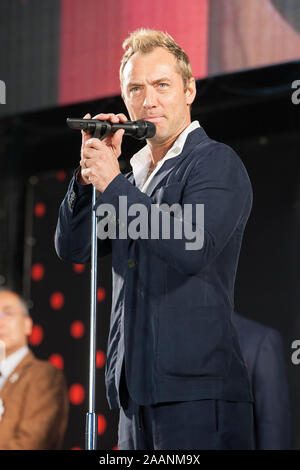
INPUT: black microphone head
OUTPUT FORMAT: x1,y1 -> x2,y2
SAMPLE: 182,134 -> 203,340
135,120 -> 156,140
66,118 -> 91,131
66,118 -> 81,130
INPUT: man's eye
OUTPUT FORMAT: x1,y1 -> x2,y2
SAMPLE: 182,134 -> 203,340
1,310 -> 14,317
130,87 -> 140,93
158,83 -> 168,88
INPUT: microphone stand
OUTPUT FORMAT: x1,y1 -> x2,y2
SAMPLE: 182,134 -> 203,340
85,123 -> 112,451
66,117 -> 155,449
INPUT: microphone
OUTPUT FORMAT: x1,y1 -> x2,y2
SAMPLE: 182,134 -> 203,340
66,118 -> 156,140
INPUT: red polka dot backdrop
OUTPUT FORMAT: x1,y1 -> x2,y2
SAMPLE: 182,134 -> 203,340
96,350 -> 106,369
29,324 -> 44,346
56,170 -> 67,182
34,202 -> 46,217
69,383 -> 85,405
48,353 -> 65,370
23,170 -> 119,449
97,414 -> 107,435
50,291 -> 65,310
97,287 -> 106,302
70,320 -> 85,339
31,263 -> 45,281
73,263 -> 86,274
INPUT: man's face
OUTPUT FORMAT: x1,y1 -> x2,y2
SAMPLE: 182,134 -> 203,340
0,291 -> 32,357
122,47 -> 196,145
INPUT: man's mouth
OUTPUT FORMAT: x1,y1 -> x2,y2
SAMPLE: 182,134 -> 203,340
142,116 -> 164,122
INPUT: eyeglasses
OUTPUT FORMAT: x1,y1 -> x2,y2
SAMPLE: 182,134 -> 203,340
0,311 -> 18,318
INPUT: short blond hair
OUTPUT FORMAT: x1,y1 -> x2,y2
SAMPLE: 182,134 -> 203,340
0,287 -> 30,317
120,28 -> 193,92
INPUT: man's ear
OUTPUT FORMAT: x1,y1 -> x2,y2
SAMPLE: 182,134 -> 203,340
185,77 -> 196,106
120,83 -> 126,104
24,316 -> 33,337
121,91 -> 128,111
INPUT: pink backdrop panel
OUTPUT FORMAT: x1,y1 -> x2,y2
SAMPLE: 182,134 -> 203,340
58,0 -> 209,106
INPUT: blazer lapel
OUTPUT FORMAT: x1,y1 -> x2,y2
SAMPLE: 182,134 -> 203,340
0,350 -> 35,397
145,127 -> 209,198
126,171 -> 135,186
145,159 -> 179,197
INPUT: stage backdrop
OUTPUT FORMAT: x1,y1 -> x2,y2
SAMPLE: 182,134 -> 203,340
0,0 -> 299,116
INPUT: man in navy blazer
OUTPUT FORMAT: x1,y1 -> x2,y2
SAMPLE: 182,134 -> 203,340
55,29 -> 254,450
233,313 -> 291,449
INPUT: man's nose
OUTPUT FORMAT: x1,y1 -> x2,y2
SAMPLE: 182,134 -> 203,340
143,87 -> 157,108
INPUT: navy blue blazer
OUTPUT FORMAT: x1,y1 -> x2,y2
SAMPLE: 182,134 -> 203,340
55,126 -> 254,408
233,313 -> 291,450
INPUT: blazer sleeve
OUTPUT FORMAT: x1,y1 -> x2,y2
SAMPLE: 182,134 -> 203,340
0,364 -> 69,450
97,142 -> 252,276
55,171 -> 112,263
252,330 -> 291,450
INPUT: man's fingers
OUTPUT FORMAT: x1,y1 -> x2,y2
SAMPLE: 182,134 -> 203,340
92,113 -> 120,123
85,138 -> 103,150
116,113 -> 128,122
81,167 -> 92,180
85,131 -> 124,151
80,158 -> 89,169
92,112 -> 128,123
81,113 -> 92,141
82,113 -> 91,128
111,129 -> 125,148
82,146 -> 101,162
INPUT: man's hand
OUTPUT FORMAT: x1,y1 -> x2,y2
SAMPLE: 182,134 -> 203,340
78,112 -> 128,193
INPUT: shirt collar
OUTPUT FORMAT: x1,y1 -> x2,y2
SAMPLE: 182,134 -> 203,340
0,346 -> 29,379
130,120 -> 200,191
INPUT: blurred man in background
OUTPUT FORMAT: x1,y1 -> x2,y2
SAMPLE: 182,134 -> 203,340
0,288 -> 69,450
233,312 -> 291,450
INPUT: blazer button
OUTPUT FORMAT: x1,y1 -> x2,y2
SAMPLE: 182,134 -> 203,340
128,258 -> 136,268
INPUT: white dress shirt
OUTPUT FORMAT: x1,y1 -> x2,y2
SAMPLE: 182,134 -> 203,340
0,345 -> 29,390
130,120 -> 200,192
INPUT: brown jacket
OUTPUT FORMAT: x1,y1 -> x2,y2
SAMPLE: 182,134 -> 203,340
0,350 -> 69,449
